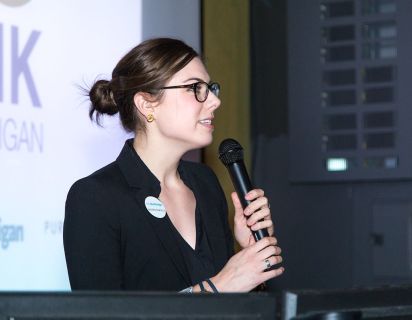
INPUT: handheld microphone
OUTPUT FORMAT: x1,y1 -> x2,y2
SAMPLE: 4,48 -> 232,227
218,138 -> 269,242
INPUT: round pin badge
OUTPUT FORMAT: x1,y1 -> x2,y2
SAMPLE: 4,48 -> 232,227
144,196 -> 166,218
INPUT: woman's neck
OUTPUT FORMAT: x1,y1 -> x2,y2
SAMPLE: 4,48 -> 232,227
133,133 -> 185,187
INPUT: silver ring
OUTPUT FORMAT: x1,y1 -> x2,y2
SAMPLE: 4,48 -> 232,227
264,258 -> 271,269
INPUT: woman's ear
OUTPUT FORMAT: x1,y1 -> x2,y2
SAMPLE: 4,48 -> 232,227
133,92 -> 156,121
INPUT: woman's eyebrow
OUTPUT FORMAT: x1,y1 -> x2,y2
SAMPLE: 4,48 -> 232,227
183,77 -> 210,83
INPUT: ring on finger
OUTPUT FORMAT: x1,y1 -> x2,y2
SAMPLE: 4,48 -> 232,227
264,258 -> 271,270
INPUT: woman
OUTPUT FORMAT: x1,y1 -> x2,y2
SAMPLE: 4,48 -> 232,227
63,38 -> 283,292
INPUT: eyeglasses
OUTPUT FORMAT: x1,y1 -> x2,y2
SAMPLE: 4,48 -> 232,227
159,81 -> 220,103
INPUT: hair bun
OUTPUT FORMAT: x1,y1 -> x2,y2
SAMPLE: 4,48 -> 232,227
89,79 -> 118,122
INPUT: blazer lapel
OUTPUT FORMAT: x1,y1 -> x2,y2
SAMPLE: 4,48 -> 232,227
133,190 -> 191,286
116,140 -> 191,286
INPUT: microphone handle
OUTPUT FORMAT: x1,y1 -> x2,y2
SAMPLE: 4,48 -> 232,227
227,162 -> 270,242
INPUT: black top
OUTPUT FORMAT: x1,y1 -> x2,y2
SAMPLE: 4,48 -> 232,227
63,139 -> 234,291
168,205 -> 215,285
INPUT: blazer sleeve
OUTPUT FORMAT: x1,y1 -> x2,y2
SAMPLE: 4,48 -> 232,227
63,178 -> 123,290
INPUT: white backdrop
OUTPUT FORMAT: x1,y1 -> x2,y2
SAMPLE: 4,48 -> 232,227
0,0 -> 200,292
0,0 -> 141,290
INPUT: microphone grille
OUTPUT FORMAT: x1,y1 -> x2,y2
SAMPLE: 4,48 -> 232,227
218,138 -> 244,165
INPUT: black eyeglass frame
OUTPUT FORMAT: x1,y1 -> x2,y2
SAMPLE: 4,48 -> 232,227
158,81 -> 220,103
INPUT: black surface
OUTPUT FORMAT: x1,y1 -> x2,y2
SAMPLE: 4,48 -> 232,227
0,292 -> 277,320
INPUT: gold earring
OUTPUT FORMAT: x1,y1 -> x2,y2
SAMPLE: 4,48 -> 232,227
147,114 -> 155,123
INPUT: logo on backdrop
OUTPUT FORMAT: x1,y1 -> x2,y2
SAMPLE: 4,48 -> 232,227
0,0 -> 31,7
44,220 -> 63,235
0,21 -> 43,153
0,218 -> 24,249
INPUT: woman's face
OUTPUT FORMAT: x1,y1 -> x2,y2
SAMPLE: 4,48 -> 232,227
153,57 -> 221,150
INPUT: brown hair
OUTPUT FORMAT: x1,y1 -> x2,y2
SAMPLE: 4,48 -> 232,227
88,38 -> 198,132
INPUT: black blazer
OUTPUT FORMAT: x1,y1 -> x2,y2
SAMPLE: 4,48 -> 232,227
63,140 -> 234,291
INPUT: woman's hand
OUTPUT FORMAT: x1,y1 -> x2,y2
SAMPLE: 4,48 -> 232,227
210,236 -> 284,292
232,189 -> 274,248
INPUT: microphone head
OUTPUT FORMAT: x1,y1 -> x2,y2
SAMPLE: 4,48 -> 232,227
218,138 -> 244,165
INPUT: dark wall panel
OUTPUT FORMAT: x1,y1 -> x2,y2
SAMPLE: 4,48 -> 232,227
251,0 -> 412,292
